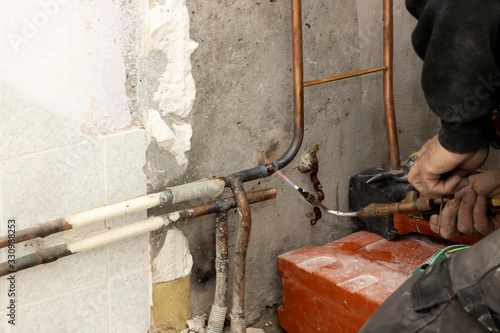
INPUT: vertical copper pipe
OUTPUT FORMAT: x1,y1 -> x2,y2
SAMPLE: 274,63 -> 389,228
383,0 -> 401,170
274,0 -> 304,171
228,177 -> 252,333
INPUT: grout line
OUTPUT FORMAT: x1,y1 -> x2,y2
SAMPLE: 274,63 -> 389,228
0,140 -> 87,163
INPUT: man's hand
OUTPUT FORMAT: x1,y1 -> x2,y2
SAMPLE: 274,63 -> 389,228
408,135 -> 489,198
429,170 -> 500,239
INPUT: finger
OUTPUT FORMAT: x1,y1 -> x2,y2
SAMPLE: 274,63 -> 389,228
473,195 -> 494,236
429,214 -> 439,234
425,173 -> 470,197
456,189 -> 479,235
408,160 -> 423,193
437,198 -> 461,239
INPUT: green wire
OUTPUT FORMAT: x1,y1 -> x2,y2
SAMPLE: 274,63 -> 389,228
430,245 -> 470,265
412,244 -> 471,276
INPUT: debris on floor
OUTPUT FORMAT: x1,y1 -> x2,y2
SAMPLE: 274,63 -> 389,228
180,314 -> 207,333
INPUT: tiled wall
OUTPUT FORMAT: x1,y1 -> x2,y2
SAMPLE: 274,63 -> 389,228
0,126 -> 150,332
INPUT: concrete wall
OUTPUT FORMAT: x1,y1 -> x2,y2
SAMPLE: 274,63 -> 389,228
2,0 -> 497,332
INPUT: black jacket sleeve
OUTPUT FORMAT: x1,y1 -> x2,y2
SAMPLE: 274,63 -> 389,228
406,0 -> 500,153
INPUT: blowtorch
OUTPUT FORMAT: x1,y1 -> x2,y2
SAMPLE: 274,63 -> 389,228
277,167 -> 500,245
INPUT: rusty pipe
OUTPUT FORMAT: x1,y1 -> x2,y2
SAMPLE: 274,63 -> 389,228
0,188 -> 276,277
383,0 -> 401,170
227,177 -> 252,333
207,211 -> 230,333
227,0 -> 304,184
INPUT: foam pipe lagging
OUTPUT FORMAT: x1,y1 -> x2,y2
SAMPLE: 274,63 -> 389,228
170,178 -> 225,204
207,305 -> 227,333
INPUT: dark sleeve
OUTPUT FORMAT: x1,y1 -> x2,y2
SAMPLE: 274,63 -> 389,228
406,0 -> 500,153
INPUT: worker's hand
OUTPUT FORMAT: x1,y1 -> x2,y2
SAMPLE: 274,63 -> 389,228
429,170 -> 500,239
408,135 -> 489,198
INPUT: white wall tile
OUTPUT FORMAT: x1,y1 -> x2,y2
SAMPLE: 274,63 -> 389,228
10,282 -> 108,333
106,212 -> 149,278
0,81 -> 85,161
108,269 -> 150,333
103,128 -> 147,205
103,129 -> 149,278
0,140 -> 104,232
15,248 -> 107,305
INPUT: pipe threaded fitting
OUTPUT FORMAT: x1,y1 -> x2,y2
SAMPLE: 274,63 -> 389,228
170,178 -> 225,204
207,305 -> 227,333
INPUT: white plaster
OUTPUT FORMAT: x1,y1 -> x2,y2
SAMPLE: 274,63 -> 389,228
167,211 -> 181,223
0,0 -> 131,135
146,0 -> 198,118
148,109 -> 192,166
141,0 -> 197,166
152,227 -> 193,283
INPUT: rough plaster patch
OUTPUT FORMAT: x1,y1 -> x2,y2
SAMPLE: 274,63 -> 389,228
148,109 -> 192,166
141,0 -> 197,167
152,227 -> 193,283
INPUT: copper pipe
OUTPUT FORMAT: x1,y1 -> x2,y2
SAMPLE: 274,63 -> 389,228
228,177 -> 252,333
304,66 -> 387,87
228,0 -> 304,183
0,218 -> 72,249
383,0 -> 401,170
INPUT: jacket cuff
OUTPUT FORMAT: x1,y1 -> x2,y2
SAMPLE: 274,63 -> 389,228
438,116 -> 490,154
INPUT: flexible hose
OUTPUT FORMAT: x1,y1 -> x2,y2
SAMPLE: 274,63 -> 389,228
207,305 -> 227,333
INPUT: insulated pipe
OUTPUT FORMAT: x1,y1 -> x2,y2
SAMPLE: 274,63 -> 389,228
0,188 -> 276,277
0,178 -> 226,248
228,177 -> 252,333
207,211 -> 230,333
227,0 -> 304,184
383,0 -> 401,170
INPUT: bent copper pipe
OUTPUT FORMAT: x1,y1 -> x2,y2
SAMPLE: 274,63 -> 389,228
227,0 -> 304,184
383,0 -> 401,170
227,177 -> 252,333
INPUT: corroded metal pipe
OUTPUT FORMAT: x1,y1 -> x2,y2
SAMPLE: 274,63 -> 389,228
383,0 -> 401,170
0,188 -> 276,277
0,178 -> 226,249
207,211 -> 230,333
228,177 -> 252,333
